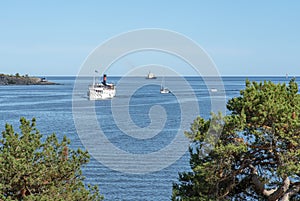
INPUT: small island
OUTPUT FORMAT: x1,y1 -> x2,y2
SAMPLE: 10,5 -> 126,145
0,73 -> 58,85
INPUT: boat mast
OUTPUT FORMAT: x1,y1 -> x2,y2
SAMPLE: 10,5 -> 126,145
161,75 -> 165,89
94,70 -> 99,85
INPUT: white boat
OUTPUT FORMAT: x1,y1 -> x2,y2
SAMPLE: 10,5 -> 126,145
160,87 -> 170,94
210,88 -> 218,92
146,71 -> 156,79
160,76 -> 170,94
87,74 -> 116,100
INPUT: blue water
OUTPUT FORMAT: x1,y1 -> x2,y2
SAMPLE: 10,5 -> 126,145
0,76 -> 298,200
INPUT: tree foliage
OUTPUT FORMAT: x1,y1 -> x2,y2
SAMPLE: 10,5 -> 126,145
173,79 -> 300,201
0,117 -> 103,201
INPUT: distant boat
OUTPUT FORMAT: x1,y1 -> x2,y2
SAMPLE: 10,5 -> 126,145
160,87 -> 170,94
210,88 -> 218,92
160,76 -> 170,94
146,71 -> 156,79
87,74 -> 116,100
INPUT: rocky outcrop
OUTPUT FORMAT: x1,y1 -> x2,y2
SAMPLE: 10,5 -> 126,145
0,74 -> 58,85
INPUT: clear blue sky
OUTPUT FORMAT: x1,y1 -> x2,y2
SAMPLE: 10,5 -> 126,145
0,0 -> 299,76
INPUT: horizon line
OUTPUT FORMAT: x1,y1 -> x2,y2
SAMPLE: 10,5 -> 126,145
32,74 -> 300,77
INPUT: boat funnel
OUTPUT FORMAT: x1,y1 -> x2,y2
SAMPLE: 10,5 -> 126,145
102,74 -> 107,85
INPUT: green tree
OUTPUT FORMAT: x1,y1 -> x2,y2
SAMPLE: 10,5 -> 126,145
173,79 -> 300,201
0,117 -> 103,201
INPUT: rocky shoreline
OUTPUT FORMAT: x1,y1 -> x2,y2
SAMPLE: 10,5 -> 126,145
0,74 -> 58,85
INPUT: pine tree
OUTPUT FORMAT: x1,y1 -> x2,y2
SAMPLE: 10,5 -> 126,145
173,79 -> 300,201
0,117 -> 103,201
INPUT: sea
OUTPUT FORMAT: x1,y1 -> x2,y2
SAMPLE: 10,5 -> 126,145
0,76 -> 298,200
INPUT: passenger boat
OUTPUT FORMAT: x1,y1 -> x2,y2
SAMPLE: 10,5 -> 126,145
87,74 -> 116,100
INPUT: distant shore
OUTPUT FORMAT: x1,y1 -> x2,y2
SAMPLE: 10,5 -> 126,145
0,74 -> 58,85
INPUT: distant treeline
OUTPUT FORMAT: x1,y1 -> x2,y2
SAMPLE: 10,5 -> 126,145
0,73 -> 57,85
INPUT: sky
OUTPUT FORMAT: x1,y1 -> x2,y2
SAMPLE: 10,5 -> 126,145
0,0 -> 299,76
